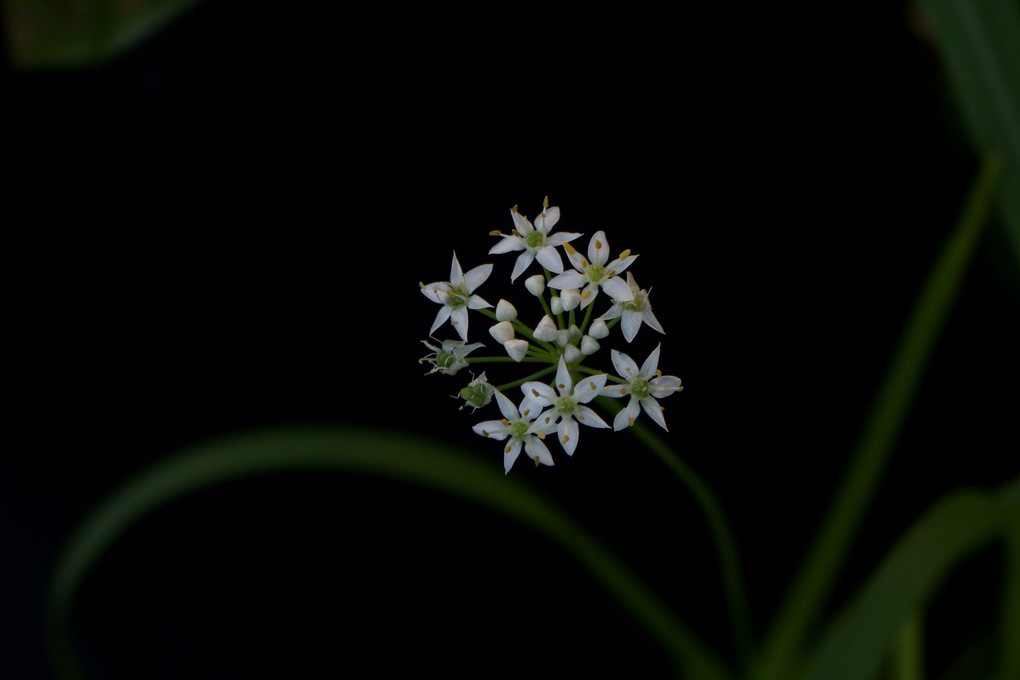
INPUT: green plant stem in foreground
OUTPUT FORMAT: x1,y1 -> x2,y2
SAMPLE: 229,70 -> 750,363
753,153 -> 1005,680
596,396 -> 754,670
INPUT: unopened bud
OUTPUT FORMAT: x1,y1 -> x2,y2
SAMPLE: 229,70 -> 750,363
560,289 -> 581,312
524,275 -> 546,296
534,315 -> 558,342
489,320 -> 515,345
504,339 -> 529,362
588,319 -> 610,340
580,335 -> 600,355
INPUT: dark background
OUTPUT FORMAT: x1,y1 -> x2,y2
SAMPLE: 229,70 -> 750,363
3,1 -> 1019,678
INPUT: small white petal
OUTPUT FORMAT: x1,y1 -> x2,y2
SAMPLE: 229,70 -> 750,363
559,418 -> 579,456
573,374 -> 608,403
466,294 -> 492,310
534,315 -> 559,342
504,338 -> 530,362
534,245 -> 565,273
429,305 -> 453,335
650,376 -> 683,397
534,205 -> 560,232
601,276 -> 635,302
463,263 -> 493,293
554,357 -> 573,394
510,251 -> 536,282
495,299 -> 517,322
523,437 -> 555,467
420,281 -> 451,304
522,380 -> 557,405
588,231 -> 609,266
547,270 -> 587,290
450,306 -> 470,341
524,275 -> 546,296
493,390 -> 520,421
641,397 -> 669,431
642,306 -> 666,335
574,404 -> 610,428
449,252 -> 465,286
511,209 -> 534,235
503,439 -> 523,474
612,398 -> 641,431
473,420 -> 510,439
621,311 -> 641,342
489,320 -> 515,345
640,344 -> 662,376
489,236 -> 525,255
610,349 -> 640,379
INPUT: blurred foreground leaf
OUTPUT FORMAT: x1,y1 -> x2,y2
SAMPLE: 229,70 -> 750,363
920,0 -> 1020,269
45,425 -> 729,680
3,0 -> 201,69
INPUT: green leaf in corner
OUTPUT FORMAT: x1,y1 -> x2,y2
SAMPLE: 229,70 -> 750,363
3,0 -> 202,69
919,0 -> 1020,270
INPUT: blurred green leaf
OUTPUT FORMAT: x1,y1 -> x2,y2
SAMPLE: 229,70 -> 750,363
45,425 -> 729,680
803,489 -> 1000,680
3,0 -> 201,69
919,0 -> 1020,268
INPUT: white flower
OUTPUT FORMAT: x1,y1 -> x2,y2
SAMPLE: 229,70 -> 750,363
488,199 -> 582,281
472,391 -> 558,474
419,338 -> 485,375
600,344 -> 683,431
459,372 -> 495,411
596,271 -> 664,343
420,252 -> 493,342
547,230 -> 637,309
521,358 -> 609,456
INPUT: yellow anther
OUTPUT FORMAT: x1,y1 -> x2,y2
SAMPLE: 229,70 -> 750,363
543,195 -> 549,208
589,381 -> 596,390
619,249 -> 632,259
619,387 -> 628,395
562,435 -> 570,444
563,242 -> 577,255
522,408 -> 531,417
489,230 -> 503,236
481,429 -> 489,437
511,204 -> 519,213
500,418 -> 509,426
512,229 -> 521,237
419,281 -> 425,288
534,456 -> 540,467
537,431 -> 546,439
628,417 -> 635,426
505,445 -> 512,453
532,388 -> 541,397
545,416 -> 552,424
595,239 -> 603,250
557,383 -> 565,390
656,369 -> 662,378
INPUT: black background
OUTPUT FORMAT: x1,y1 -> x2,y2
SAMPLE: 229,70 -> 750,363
3,1 -> 1019,678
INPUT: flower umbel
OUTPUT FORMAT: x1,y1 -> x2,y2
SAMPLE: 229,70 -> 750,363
417,197 -> 683,472
601,344 -> 683,431
421,252 -> 493,341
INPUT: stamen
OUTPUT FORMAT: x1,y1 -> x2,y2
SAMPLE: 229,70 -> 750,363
563,242 -> 577,255
656,369 -> 662,377
562,435 -> 570,444
489,230 -> 503,236
534,456 -> 540,467
557,383 -> 565,390
628,417 -> 634,426
537,431 -> 545,439
500,418 -> 509,426
619,387 -> 628,395
505,445 -> 512,454
581,289 -> 592,299
619,249 -> 632,259
532,388 -> 541,397
595,239 -> 603,250
522,409 -> 531,417
481,429 -> 489,437
589,381 -> 596,390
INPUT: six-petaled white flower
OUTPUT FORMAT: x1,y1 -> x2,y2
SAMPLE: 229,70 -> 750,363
419,338 -> 485,375
597,271 -> 665,343
421,252 -> 493,341
489,200 -> 581,281
472,391 -> 558,474
547,230 -> 637,309
521,358 -> 609,456
601,344 -> 683,431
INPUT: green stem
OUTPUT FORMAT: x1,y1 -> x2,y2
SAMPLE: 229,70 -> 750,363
496,365 -> 557,392
753,153 -> 1005,680
579,297 -> 597,334
467,356 -> 549,364
595,396 -> 754,669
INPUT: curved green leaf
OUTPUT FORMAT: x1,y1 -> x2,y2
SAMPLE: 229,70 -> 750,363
45,425 -> 729,680
804,489 -> 1001,680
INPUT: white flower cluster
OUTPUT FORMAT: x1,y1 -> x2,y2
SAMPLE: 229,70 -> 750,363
419,197 -> 683,473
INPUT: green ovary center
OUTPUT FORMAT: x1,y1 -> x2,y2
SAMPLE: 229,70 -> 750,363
631,379 -> 651,400
555,396 -> 575,416
525,231 -> 545,248
622,298 -> 644,312
446,286 -> 469,308
586,263 -> 606,282
436,352 -> 456,369
510,421 -> 530,439
460,384 -> 489,407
